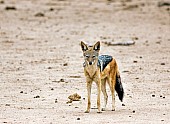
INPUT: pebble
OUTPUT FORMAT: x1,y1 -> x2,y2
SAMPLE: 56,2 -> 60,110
5,6 -> 16,10
35,12 -> 45,17
152,95 -> 155,97
34,95 -> 40,98
60,79 -> 64,82
48,67 -> 52,69
122,104 -> 125,106
161,63 -> 165,65
63,63 -> 68,66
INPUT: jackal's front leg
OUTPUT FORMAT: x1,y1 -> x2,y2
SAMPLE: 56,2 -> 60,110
85,81 -> 92,113
96,79 -> 102,113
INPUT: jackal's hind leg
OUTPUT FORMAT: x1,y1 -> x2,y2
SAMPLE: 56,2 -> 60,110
111,89 -> 115,111
107,77 -> 116,111
101,78 -> 108,111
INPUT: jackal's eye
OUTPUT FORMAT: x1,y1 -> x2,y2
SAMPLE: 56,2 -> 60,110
92,55 -> 96,58
85,55 -> 90,58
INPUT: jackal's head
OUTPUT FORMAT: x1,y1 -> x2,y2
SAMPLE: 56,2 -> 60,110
81,41 -> 100,66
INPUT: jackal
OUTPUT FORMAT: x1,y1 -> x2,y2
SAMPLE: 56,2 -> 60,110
81,41 -> 124,113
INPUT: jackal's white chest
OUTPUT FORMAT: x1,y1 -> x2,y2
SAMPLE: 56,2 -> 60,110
85,65 -> 98,78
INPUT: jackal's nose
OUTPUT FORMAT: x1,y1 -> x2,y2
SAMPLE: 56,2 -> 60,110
89,62 -> 92,65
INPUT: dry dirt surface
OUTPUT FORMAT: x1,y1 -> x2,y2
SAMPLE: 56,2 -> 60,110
0,0 -> 170,124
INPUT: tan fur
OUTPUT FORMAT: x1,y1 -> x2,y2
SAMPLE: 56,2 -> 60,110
81,41 -> 120,113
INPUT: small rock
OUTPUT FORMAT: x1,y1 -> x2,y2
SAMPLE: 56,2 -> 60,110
5,104 -> 10,106
20,91 -> 23,93
63,63 -> 68,66
152,95 -> 155,97
158,2 -> 170,7
103,40 -> 135,46
60,79 -> 64,82
122,103 -> 125,106
51,88 -> 54,90
34,95 -> 40,98
133,60 -> 138,63
77,118 -> 80,120
156,41 -> 161,44
5,6 -> 16,10
122,70 -> 129,73
49,8 -> 54,11
161,63 -> 165,65
48,67 -> 52,69
68,93 -> 81,101
132,37 -> 139,40
163,96 -> 165,99
132,110 -> 135,113
69,75 -> 81,78
123,4 -> 139,10
35,12 -> 45,17
55,99 -> 58,103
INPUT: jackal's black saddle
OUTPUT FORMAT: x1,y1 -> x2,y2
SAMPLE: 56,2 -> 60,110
98,55 -> 113,71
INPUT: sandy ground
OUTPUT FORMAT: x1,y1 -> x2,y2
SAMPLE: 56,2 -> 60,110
0,0 -> 170,123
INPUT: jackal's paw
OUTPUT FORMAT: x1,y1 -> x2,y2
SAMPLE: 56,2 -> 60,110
112,109 -> 115,111
97,111 -> 102,113
102,108 -> 106,111
84,110 -> 90,113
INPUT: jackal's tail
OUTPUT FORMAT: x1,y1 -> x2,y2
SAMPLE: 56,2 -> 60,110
115,73 -> 124,102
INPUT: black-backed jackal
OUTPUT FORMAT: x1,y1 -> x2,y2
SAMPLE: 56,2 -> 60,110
81,41 -> 124,113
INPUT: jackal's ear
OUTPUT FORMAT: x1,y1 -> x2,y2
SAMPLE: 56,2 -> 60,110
93,41 -> 100,51
81,41 -> 88,51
